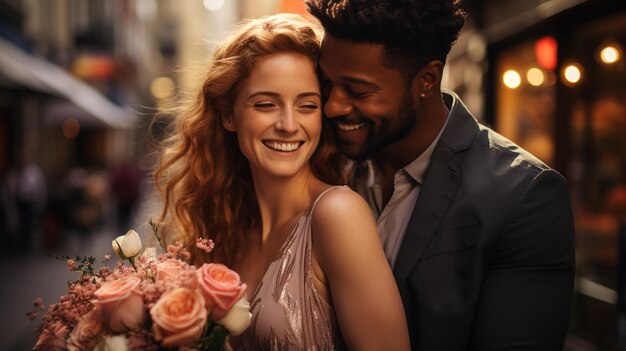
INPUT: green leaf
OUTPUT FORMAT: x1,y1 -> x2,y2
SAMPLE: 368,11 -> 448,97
194,324 -> 229,351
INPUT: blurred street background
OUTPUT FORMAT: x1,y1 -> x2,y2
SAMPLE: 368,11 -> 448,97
1,0 -> 626,350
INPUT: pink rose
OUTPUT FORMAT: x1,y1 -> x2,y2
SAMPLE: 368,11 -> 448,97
34,321 -> 68,351
196,263 -> 247,320
155,258 -> 185,282
66,309 -> 103,351
150,287 -> 207,347
93,275 -> 146,333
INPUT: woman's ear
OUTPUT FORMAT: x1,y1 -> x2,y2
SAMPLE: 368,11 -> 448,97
222,115 -> 236,132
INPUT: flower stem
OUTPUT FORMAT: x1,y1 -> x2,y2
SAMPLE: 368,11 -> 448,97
129,257 -> 138,272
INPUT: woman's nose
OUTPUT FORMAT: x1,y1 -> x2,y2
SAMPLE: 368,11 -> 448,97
276,110 -> 297,133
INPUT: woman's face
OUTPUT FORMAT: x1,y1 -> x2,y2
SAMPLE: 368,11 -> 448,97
225,52 -> 322,179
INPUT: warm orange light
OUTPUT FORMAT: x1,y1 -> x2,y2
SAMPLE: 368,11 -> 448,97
599,45 -> 621,64
562,64 -> 582,85
71,55 -> 116,80
526,68 -> 545,87
503,69 -> 521,89
280,0 -> 308,16
535,36 -> 557,71
150,77 -> 174,100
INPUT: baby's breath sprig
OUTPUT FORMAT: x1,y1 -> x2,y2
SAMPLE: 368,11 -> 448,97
49,254 -> 97,277
148,218 -> 165,250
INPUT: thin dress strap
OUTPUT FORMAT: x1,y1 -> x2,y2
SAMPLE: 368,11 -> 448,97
308,185 -> 349,216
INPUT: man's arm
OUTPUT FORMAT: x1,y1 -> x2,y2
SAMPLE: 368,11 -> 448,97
471,169 -> 575,350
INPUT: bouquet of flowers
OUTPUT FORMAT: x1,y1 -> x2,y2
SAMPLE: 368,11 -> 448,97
28,221 -> 250,351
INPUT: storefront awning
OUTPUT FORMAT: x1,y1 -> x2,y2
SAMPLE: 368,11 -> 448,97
482,0 -> 588,44
0,36 -> 136,129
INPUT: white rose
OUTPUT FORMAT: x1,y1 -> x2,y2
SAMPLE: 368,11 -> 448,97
93,335 -> 130,351
216,297 -> 252,336
112,230 -> 142,259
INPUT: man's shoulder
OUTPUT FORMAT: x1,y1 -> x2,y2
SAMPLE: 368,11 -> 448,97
446,120 -> 567,199
472,122 -> 551,174
441,91 -> 550,175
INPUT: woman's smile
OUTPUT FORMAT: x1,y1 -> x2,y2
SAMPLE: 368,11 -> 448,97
262,140 -> 304,152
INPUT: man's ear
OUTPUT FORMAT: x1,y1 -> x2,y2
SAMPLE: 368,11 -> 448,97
222,115 -> 236,132
412,60 -> 443,99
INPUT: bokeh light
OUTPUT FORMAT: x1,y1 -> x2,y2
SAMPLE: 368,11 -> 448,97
503,69 -> 521,89
563,64 -> 582,85
526,68 -> 545,87
203,0 -> 224,11
599,45 -> 621,64
150,77 -> 175,100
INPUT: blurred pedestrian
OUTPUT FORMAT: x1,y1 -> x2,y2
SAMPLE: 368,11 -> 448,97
65,167 -> 106,250
110,161 -> 142,233
0,156 -> 46,252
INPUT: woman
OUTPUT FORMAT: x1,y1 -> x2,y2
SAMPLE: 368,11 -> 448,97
154,13 -> 409,350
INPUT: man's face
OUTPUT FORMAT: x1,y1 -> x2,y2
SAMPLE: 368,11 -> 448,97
319,35 -> 416,160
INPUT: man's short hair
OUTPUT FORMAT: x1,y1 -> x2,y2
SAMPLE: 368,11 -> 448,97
306,0 -> 467,78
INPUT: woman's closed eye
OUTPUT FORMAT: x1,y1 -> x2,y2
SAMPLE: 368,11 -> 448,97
253,101 -> 278,110
297,102 -> 319,112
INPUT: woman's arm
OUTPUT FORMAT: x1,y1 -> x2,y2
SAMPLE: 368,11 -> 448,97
311,187 -> 410,351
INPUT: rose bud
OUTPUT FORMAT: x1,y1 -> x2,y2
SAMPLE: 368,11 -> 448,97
216,297 -> 252,336
112,230 -> 142,259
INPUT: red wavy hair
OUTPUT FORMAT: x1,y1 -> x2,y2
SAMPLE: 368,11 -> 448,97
154,14 -> 345,267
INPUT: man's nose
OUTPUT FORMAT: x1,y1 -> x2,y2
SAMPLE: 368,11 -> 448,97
324,88 -> 352,118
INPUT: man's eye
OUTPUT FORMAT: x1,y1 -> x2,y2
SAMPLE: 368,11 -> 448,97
346,87 -> 371,98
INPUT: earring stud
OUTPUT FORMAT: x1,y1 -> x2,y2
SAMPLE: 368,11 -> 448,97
420,93 -> 427,98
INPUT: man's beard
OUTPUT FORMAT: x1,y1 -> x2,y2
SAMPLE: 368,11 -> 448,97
347,93 -> 416,161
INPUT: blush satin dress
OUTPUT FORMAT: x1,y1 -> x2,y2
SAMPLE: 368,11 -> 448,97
232,186 -> 348,350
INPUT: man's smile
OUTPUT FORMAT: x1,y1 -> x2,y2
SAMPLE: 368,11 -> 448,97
335,121 -> 367,131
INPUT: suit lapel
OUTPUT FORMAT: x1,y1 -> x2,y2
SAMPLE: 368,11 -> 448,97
393,90 -> 476,287
393,149 -> 462,286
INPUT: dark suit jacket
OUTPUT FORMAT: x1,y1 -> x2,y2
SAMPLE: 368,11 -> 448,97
394,91 -> 575,350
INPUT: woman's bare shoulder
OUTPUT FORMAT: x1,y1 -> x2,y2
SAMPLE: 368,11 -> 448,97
313,186 -> 369,214
311,186 -> 377,242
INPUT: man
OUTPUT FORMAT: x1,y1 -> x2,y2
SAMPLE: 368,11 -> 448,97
305,0 -> 575,349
